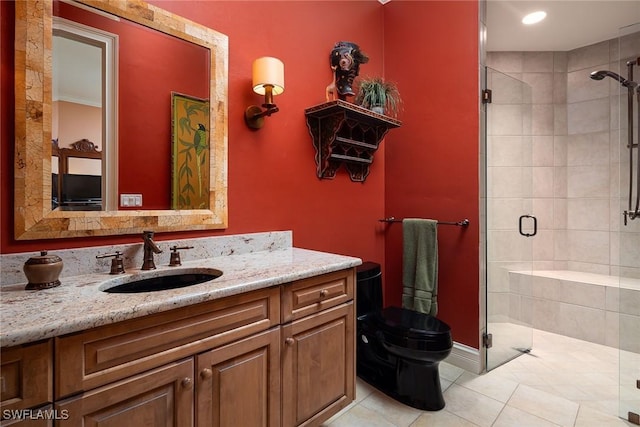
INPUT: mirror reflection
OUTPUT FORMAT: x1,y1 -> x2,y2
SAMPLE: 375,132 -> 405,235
52,0 -> 211,211
14,0 -> 229,240
53,19 -> 107,210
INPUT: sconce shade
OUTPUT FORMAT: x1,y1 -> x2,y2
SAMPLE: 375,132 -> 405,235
252,57 -> 285,95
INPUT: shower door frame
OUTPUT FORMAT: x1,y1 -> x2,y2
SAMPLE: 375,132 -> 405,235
617,22 -> 640,426
482,66 -> 535,371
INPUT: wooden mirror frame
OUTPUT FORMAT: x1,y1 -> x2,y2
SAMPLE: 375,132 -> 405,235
14,0 -> 228,240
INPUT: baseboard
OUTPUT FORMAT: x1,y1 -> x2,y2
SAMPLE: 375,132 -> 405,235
445,341 -> 482,374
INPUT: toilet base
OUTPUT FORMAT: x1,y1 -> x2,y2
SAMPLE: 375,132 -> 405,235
357,359 -> 446,411
357,331 -> 447,411
396,358 -> 446,411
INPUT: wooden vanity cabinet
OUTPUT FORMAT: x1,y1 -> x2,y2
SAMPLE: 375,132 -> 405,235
0,340 -> 53,427
281,269 -> 356,427
4,268 -> 355,427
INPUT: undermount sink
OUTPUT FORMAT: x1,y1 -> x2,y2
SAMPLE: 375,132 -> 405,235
100,268 -> 223,293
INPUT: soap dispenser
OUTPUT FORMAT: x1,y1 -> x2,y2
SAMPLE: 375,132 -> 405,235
23,250 -> 63,290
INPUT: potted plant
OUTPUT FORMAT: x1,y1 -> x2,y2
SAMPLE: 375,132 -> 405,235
355,77 -> 402,117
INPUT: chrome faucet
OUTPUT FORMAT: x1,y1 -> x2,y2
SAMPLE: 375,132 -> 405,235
141,230 -> 163,270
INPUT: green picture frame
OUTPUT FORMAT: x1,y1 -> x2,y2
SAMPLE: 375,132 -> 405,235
171,92 -> 211,209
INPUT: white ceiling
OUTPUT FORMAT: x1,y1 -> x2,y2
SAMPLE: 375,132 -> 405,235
486,0 -> 640,51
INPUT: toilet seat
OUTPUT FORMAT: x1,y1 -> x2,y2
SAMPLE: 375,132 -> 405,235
366,306 -> 452,352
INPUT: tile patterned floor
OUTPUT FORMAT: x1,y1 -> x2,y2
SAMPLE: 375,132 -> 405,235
323,329 -> 639,427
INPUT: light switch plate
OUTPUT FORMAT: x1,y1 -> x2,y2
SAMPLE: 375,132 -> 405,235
120,194 -> 142,207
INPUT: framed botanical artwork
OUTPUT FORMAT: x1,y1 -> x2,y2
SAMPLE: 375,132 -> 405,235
171,92 -> 211,209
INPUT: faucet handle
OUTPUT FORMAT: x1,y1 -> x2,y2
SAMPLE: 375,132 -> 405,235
96,251 -> 125,274
168,245 -> 194,267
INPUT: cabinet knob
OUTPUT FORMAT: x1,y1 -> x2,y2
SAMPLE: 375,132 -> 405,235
285,337 -> 295,346
319,289 -> 328,298
200,368 -> 213,380
181,377 -> 193,389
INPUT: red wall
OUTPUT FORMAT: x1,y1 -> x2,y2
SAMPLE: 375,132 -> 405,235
383,1 -> 480,348
1,1 -> 480,349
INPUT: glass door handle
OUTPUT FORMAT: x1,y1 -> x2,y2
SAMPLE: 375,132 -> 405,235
519,215 -> 537,237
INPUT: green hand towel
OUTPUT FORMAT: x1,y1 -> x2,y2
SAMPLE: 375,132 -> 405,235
402,218 -> 438,316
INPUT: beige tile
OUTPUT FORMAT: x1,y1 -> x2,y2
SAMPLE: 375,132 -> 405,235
576,399 -> 621,419
442,384 -> 505,427
321,403 -> 398,427
440,362 -> 466,382
487,52 -> 524,73
323,381 -> 375,425
532,104 -> 554,135
493,405 -> 561,427
355,379 -> 376,403
567,98 -> 610,135
573,405 -> 632,427
455,371 -> 519,403
410,409 -> 482,427
523,72 -> 554,104
524,52 -> 554,72
360,390 -> 422,427
508,384 -> 579,426
557,279 -> 606,309
567,41 -> 609,72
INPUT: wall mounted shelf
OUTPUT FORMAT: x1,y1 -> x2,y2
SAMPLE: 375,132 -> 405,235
304,100 -> 401,182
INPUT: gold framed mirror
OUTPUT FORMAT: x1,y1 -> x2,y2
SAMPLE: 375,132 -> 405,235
14,0 -> 228,240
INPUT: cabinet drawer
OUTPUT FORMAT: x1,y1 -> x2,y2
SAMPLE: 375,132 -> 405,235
56,287 -> 279,398
0,340 -> 52,413
281,269 -> 354,323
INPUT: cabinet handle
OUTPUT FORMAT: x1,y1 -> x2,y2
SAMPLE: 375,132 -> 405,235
285,337 -> 295,346
319,289 -> 328,298
181,377 -> 193,389
200,368 -> 213,380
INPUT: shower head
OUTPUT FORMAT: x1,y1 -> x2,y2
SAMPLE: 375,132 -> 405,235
590,70 -> 638,88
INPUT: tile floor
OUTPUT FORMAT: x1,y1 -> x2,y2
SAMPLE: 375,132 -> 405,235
323,329 -> 639,427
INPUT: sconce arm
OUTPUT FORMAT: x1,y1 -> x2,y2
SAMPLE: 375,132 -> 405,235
245,105 -> 280,129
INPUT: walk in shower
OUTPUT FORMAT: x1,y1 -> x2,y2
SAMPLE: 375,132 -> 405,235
482,22 -> 640,424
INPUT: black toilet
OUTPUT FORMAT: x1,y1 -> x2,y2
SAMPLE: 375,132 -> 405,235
356,261 -> 453,411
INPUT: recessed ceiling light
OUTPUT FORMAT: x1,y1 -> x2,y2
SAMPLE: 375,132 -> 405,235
522,11 -> 546,25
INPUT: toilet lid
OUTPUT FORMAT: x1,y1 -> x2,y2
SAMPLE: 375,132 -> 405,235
371,306 -> 451,341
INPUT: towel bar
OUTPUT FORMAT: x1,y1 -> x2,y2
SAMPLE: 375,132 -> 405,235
379,217 -> 470,227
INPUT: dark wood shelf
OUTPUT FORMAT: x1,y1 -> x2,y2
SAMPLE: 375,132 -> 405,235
304,100 -> 401,182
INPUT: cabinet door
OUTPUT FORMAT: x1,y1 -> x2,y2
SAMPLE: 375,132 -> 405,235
55,359 -> 194,427
196,328 -> 280,427
281,302 -> 354,427
1,341 -> 52,413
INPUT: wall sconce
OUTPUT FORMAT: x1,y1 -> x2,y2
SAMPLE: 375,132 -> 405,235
244,57 -> 285,129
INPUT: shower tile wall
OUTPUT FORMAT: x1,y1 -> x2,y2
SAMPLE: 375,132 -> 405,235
487,29 -> 640,284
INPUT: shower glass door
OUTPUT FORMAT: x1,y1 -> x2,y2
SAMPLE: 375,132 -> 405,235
483,66 -> 534,371
618,22 -> 640,426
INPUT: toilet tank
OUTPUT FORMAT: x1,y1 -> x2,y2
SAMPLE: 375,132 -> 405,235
356,262 -> 383,317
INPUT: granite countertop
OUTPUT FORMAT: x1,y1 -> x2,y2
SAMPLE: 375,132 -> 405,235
1,247 -> 361,347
